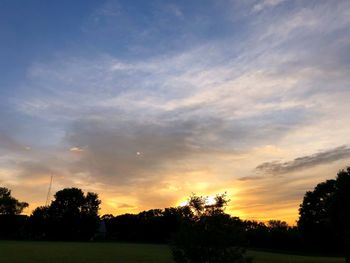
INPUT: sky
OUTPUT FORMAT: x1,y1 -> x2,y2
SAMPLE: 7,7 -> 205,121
1,0 -> 350,224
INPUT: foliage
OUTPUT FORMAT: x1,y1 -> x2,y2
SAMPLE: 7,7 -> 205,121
28,187 -> 101,240
244,220 -> 301,251
298,166 -> 350,260
0,187 -> 28,215
329,167 -> 350,262
171,193 -> 251,263
103,206 -> 192,243
267,220 -> 288,230
29,206 -> 50,239
0,187 -> 29,239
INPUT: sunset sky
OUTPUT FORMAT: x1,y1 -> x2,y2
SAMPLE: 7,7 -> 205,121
1,0 -> 350,224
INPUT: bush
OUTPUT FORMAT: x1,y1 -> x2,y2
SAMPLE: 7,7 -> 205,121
171,194 -> 251,263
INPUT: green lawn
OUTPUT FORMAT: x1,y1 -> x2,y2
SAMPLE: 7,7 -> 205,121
0,241 -> 345,263
0,241 -> 172,263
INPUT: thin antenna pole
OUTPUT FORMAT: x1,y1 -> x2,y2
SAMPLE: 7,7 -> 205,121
45,175 -> 53,206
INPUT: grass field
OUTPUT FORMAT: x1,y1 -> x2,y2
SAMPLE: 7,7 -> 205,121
0,241 -> 345,263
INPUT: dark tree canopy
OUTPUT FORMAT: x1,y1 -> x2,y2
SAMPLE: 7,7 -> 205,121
298,179 -> 335,233
29,187 -> 101,240
0,187 -> 28,215
298,167 -> 350,261
329,168 -> 350,261
171,193 -> 251,263
267,220 -> 288,230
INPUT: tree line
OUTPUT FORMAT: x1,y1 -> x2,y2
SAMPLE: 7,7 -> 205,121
1,166 -> 350,262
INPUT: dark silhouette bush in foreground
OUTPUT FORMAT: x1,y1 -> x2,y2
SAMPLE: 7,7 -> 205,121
171,194 -> 252,263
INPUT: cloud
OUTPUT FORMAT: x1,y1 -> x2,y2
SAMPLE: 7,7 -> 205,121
238,175 -> 264,181
16,161 -> 54,177
256,145 -> 350,175
0,105 -> 32,154
252,0 -> 286,13
117,203 -> 135,209
11,0 -> 350,188
69,147 -> 84,153
0,133 -> 25,152
64,116 -> 230,185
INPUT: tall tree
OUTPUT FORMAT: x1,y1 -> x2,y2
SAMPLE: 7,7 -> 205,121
298,167 -> 350,261
298,180 -> 335,233
329,168 -> 350,262
0,187 -> 28,215
30,187 -> 101,240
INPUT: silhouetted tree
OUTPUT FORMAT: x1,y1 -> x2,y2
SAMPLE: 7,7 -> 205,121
101,214 -> 114,220
0,187 -> 28,239
243,220 -> 301,251
244,220 -> 269,248
267,220 -> 288,230
28,206 -> 50,239
102,206 -> 193,243
299,167 -> 350,260
298,178 -> 340,252
298,179 -> 335,230
29,188 -> 101,240
0,187 -> 28,215
162,206 -> 193,239
329,168 -> 350,262
266,220 -> 298,250
171,193 -> 251,263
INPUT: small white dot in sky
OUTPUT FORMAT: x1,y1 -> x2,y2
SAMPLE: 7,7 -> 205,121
136,151 -> 141,155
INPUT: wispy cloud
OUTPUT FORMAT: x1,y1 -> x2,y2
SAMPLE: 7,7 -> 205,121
238,175 -> 264,181
256,146 -> 350,175
252,0 -> 286,13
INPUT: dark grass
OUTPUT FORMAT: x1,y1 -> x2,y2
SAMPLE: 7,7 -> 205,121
0,241 -> 172,263
0,241 -> 345,263
248,250 -> 345,263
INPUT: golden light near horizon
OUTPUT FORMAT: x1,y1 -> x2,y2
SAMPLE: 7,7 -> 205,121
177,193 -> 231,209
176,196 -> 216,208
